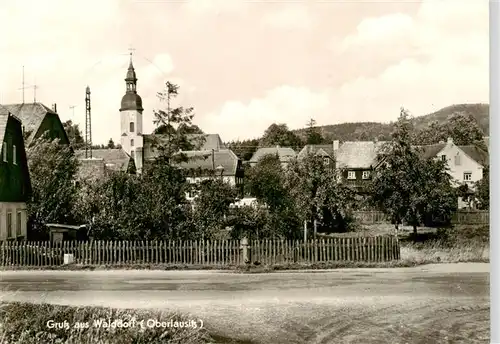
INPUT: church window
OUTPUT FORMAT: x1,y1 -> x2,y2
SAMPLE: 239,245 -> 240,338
131,139 -> 134,147
130,122 -> 135,132
13,145 -> 16,165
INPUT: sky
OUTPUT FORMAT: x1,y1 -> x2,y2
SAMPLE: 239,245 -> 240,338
0,0 -> 488,145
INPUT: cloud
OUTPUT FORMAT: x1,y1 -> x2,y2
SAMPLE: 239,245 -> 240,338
261,5 -> 314,30
198,86 -> 331,141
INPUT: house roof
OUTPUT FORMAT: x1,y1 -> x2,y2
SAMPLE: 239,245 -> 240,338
0,108 -> 11,145
177,149 -> 240,176
75,148 -> 132,172
297,144 -> 334,160
416,142 -> 489,166
1,103 -> 56,143
335,141 -> 387,169
144,133 -> 226,151
458,145 -> 489,166
416,143 -> 446,159
249,146 -> 296,163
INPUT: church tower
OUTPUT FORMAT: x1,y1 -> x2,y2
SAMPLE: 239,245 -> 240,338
120,53 -> 144,172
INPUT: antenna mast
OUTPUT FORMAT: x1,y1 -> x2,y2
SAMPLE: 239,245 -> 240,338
85,86 -> 92,158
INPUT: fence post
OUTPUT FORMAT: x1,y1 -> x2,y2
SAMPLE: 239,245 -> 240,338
240,237 -> 250,264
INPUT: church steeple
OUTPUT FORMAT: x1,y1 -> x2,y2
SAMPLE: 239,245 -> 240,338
120,52 -> 143,112
125,53 -> 137,93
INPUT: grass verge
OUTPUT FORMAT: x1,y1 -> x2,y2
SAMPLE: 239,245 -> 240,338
0,302 -> 214,344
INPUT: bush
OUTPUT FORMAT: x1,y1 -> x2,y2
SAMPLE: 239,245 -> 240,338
0,302 -> 213,344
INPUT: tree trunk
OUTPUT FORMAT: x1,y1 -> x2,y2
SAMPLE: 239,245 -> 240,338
413,225 -> 417,235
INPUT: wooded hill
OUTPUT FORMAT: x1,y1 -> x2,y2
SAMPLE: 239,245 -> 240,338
294,103 -> 489,142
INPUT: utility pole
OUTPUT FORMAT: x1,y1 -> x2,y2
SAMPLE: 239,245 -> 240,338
18,66 -> 26,104
85,86 -> 92,159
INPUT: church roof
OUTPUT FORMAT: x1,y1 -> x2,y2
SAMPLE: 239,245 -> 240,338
1,102 -> 55,143
120,93 -> 143,112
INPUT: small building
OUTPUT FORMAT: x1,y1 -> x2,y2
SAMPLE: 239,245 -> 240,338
334,140 -> 387,194
0,110 -> 32,241
297,143 -> 336,166
418,137 -> 489,208
178,149 -> 244,199
249,146 -> 296,168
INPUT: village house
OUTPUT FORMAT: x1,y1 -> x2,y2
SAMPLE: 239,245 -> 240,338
297,143 -> 335,165
0,102 -> 69,146
0,110 -> 32,242
418,137 -> 489,208
249,146 -> 296,168
333,140 -> 386,194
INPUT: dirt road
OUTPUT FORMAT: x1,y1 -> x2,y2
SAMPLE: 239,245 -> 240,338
0,263 -> 490,343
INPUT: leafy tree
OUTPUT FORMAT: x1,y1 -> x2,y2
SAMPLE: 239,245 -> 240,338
285,154 -> 356,234
305,118 -> 324,144
475,164 -> 489,210
26,135 -> 79,240
151,81 -> 205,164
190,179 -> 239,239
260,123 -> 303,148
245,154 -> 290,212
74,171 -> 143,240
369,109 -> 457,234
227,205 -> 270,240
228,139 -> 259,161
413,112 -> 486,148
63,120 -> 85,149
107,138 -> 115,149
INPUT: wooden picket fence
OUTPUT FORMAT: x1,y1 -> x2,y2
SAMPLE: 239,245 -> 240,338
0,236 -> 400,267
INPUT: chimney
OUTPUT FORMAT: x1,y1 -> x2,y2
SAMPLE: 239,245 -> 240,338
52,103 -> 57,113
447,137 -> 453,144
333,140 -> 339,151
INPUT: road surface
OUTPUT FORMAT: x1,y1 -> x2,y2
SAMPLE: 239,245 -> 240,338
0,263 -> 490,344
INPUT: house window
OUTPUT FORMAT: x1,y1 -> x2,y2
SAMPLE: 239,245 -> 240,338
347,171 -> 356,180
130,122 -> 135,132
6,212 -> 12,238
12,145 -> 16,165
2,142 -> 7,162
454,154 -> 461,166
362,171 -> 370,179
323,158 -> 330,165
16,211 -> 21,236
441,155 -> 446,162
463,172 -> 472,181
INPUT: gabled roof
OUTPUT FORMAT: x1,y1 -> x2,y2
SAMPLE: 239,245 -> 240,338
249,146 -> 296,163
416,142 -> 489,166
75,148 -> 132,172
177,149 -> 240,176
335,141 -> 387,169
297,144 -> 334,160
0,108 -> 10,145
144,133 -> 226,150
416,143 -> 446,160
1,103 -> 56,143
457,145 -> 489,166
